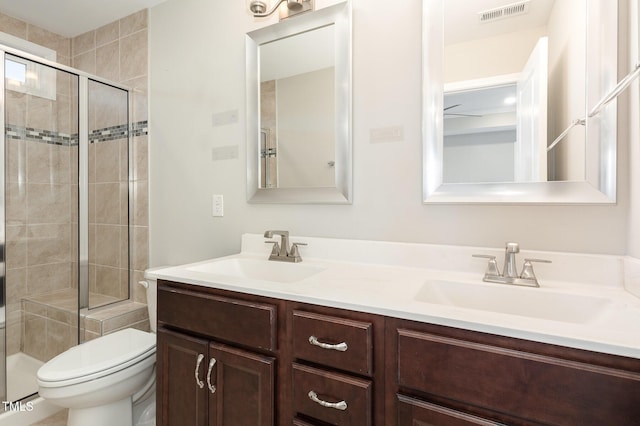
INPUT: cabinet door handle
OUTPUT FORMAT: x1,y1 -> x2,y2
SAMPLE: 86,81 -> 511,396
194,354 -> 205,389
308,391 -> 348,411
206,358 -> 217,394
309,335 -> 348,352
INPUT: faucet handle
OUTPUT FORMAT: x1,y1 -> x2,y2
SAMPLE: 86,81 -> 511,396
472,254 -> 501,277
289,242 -> 307,262
520,258 -> 551,280
265,240 -> 280,256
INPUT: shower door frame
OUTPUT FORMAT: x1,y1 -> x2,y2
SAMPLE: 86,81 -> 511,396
0,43 -> 134,400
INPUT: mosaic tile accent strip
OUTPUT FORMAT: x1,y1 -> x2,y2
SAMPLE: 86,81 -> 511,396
132,120 -> 148,138
5,121 -> 148,146
89,124 -> 128,143
6,124 -> 76,146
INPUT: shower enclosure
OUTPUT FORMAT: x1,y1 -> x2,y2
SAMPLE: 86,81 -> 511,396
0,45 -> 133,402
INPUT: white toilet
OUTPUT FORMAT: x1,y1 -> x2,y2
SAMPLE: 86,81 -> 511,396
37,279 -> 158,426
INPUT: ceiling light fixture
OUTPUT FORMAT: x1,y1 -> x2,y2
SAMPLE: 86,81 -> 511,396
248,0 -> 313,18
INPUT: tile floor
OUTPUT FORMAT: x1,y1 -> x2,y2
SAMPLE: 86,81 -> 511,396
30,409 -> 67,426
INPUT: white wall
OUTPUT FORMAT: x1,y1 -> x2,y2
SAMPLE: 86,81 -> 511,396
444,130 -> 515,183
278,67 -> 335,188
444,26 -> 547,83
148,0 -> 630,267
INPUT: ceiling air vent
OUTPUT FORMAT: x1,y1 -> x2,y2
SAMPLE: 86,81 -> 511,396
478,0 -> 530,23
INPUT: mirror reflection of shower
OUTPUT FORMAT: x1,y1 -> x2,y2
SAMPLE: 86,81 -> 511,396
2,46 -> 131,402
257,24 -> 337,190
260,127 -> 277,188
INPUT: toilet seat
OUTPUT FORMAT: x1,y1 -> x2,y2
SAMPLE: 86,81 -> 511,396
38,328 -> 156,388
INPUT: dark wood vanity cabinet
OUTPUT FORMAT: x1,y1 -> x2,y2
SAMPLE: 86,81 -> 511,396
156,279 -> 640,425
156,280 -> 386,425
156,281 -> 280,425
386,317 -> 640,426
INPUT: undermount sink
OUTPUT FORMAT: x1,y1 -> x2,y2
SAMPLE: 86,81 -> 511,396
415,279 -> 615,324
186,258 -> 325,283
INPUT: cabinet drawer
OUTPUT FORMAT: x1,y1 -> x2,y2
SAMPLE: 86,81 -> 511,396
293,310 -> 373,376
397,328 -> 640,425
158,285 -> 277,351
397,394 -> 502,426
293,363 -> 372,425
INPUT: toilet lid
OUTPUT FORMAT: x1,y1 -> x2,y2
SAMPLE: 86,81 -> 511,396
37,328 -> 156,384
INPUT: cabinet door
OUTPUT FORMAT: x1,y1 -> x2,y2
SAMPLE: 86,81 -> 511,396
157,328 -> 209,426
397,395 -> 503,426
208,342 -> 275,426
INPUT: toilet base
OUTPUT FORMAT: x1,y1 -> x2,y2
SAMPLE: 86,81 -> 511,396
68,396 -> 132,426
133,386 -> 156,426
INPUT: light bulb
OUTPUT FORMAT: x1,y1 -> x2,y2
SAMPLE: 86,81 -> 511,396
248,0 -> 268,14
287,0 -> 303,11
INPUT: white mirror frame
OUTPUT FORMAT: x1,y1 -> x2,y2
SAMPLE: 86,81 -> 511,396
423,0 -> 618,204
246,1 -> 352,204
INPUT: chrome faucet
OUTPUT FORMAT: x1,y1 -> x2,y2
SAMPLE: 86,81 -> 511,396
473,242 -> 551,287
263,230 -> 306,263
503,242 -> 520,278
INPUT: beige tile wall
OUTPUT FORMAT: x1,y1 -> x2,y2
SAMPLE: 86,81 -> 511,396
22,291 -> 78,361
0,14 -> 71,65
71,10 -> 149,307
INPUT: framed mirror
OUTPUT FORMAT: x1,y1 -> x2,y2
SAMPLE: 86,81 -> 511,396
423,0 -> 618,204
246,1 -> 352,203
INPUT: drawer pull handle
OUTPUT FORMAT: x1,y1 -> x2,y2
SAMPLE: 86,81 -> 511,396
308,391 -> 348,411
206,358 -> 217,394
194,354 -> 205,389
309,335 -> 348,352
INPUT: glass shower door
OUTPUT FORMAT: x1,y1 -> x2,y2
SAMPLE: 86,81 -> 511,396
86,80 -> 130,310
3,53 -> 80,401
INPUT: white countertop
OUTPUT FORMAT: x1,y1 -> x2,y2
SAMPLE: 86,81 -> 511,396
146,234 -> 640,359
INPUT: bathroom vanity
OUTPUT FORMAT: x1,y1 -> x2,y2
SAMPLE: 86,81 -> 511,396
150,235 -> 640,425
156,281 -> 385,425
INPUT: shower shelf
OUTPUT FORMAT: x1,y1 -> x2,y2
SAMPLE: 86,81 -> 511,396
20,289 -> 149,363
